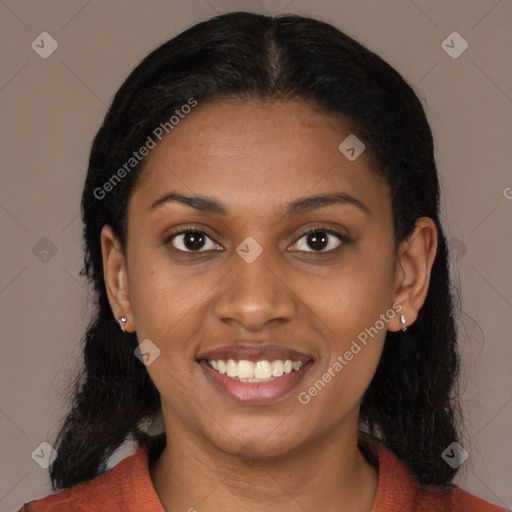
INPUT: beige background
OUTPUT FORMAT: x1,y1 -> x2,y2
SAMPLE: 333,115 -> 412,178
1,0 -> 511,510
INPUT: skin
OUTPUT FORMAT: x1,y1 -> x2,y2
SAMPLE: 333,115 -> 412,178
101,99 -> 437,511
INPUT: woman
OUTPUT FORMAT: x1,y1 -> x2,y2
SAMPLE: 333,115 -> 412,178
18,11 -> 506,511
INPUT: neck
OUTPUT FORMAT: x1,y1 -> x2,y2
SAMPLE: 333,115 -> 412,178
149,411 -> 378,512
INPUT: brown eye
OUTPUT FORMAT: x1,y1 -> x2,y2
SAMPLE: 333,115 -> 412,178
290,228 -> 347,253
166,228 -> 221,252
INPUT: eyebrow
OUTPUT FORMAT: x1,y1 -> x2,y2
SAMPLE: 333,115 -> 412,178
149,190 -> 371,217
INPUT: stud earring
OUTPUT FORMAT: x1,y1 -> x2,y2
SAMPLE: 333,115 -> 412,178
400,314 -> 407,332
118,316 -> 127,332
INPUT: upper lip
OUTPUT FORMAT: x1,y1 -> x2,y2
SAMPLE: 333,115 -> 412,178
196,344 -> 314,363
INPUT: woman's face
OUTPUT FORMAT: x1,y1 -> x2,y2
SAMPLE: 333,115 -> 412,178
108,99 -> 407,457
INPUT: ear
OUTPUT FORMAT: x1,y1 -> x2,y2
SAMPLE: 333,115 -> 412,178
389,217 -> 438,332
100,224 -> 135,333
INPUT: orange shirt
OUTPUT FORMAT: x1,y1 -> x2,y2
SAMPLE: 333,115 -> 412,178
18,438 -> 507,511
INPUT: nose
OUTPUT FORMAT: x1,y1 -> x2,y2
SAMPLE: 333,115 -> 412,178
213,247 -> 297,331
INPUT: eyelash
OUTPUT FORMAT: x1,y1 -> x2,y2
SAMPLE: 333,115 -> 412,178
164,224 -> 349,254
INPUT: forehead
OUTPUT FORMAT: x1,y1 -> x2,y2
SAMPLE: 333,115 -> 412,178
130,99 -> 390,218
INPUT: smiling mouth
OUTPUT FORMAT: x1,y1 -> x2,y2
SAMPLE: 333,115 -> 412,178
203,358 -> 308,383
196,344 -> 315,403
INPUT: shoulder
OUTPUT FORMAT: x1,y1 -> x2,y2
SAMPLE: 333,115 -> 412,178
17,445 -> 164,511
365,434 -> 507,512
418,484 -> 508,512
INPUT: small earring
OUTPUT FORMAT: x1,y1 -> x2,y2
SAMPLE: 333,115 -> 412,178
118,316 -> 127,332
400,314 -> 407,332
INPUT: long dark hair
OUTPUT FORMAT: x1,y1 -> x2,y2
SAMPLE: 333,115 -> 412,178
49,11 -> 462,490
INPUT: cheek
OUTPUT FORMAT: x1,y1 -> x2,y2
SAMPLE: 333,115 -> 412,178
312,252 -> 395,334
293,277 -> 390,433
127,253 -> 196,340
305,244 -> 395,383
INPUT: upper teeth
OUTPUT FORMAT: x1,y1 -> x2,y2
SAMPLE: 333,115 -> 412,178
209,359 -> 303,381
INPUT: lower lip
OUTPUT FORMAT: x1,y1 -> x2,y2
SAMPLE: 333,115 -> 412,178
198,360 -> 314,404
